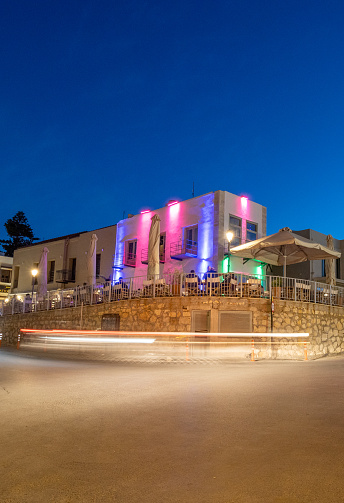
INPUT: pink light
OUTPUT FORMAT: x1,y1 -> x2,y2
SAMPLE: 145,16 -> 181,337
167,200 -> 179,206
241,196 -> 248,209
140,209 -> 150,214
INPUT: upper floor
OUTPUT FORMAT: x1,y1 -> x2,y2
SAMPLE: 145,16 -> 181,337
113,190 -> 267,282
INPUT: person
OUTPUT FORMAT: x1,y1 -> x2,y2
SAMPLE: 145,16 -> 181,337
203,266 -> 217,281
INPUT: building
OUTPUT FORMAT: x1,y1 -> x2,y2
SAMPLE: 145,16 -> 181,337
275,229 -> 344,285
113,190 -> 267,282
0,254 -> 13,299
10,225 -> 117,295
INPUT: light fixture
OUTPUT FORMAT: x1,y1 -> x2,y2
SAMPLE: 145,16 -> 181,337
226,231 -> 234,243
140,209 -> 150,214
31,268 -> 38,297
167,200 -> 179,206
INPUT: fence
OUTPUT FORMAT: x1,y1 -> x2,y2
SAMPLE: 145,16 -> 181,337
1,272 -> 344,316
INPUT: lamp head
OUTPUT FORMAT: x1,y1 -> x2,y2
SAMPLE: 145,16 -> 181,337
226,231 -> 234,243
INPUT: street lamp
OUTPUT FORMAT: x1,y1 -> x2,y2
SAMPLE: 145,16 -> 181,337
226,230 -> 234,244
31,269 -> 38,297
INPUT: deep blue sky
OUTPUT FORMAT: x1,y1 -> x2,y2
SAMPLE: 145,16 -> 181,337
1,0 -> 344,243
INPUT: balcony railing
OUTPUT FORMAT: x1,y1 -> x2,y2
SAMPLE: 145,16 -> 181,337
2,273 -> 344,317
170,240 -> 198,260
55,269 -> 76,283
141,248 -> 166,264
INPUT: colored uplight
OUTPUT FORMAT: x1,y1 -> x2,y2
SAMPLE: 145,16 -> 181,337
241,196 -> 248,209
140,209 -> 150,214
167,200 -> 179,206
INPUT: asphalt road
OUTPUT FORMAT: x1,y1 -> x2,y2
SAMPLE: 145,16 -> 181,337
1,348 -> 344,503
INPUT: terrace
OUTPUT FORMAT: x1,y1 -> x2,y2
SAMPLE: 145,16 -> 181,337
1,272 -> 343,315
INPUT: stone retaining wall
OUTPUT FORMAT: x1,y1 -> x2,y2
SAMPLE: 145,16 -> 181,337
0,297 -> 343,360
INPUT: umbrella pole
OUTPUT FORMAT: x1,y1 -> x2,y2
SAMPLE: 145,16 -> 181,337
283,255 -> 287,278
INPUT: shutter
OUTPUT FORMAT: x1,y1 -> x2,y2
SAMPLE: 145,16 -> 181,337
192,310 -> 210,333
218,311 -> 252,333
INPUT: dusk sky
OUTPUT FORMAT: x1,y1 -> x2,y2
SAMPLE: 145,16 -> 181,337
1,0 -> 344,243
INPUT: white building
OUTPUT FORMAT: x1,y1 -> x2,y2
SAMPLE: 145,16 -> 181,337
113,190 -> 267,282
11,225 -> 117,294
0,254 -> 13,299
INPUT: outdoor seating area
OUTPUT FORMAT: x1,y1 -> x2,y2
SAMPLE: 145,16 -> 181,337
1,271 -> 344,316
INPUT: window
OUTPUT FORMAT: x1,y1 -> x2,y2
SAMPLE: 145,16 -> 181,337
246,221 -> 258,242
125,240 -> 137,267
229,216 -> 242,247
69,258 -> 76,281
336,258 -> 340,279
96,254 -> 101,278
48,260 -> 55,283
159,234 -> 166,262
184,225 -> 198,256
322,260 -> 326,277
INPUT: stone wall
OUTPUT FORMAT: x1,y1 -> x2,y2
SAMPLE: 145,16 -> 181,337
0,297 -> 343,360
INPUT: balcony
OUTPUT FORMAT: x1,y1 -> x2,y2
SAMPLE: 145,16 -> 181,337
141,248 -> 166,264
56,269 -> 76,284
170,240 -> 198,260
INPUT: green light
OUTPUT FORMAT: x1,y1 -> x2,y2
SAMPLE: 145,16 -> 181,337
223,257 -> 229,273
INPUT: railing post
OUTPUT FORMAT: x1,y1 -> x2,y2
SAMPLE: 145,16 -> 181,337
153,275 -> 156,298
180,273 -> 183,297
90,285 -> 93,305
314,281 -> 317,304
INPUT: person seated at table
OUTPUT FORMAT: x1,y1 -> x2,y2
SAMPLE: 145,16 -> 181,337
203,266 -> 217,281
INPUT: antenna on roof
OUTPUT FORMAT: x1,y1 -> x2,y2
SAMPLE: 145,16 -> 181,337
192,181 -> 195,198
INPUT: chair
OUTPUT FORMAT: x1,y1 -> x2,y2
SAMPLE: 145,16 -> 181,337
185,276 -> 200,296
206,275 -> 220,295
247,279 -> 262,297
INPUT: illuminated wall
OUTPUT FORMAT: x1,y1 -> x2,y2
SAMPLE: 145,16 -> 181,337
221,191 -> 267,276
114,190 -> 267,281
114,192 -> 216,280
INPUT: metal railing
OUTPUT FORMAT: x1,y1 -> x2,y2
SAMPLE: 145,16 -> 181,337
1,273 -> 344,316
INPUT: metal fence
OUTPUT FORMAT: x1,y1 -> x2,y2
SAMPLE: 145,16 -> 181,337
1,272 -> 344,316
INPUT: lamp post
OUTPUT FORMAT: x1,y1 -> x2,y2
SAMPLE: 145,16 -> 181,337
31,269 -> 38,297
225,231 -> 234,275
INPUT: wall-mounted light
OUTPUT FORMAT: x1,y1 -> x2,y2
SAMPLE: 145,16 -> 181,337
167,200 -> 179,207
140,209 -> 150,214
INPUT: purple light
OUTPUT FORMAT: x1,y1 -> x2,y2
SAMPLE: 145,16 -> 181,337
140,209 -> 150,214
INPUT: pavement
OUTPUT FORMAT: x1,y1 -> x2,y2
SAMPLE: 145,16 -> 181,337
0,348 -> 343,503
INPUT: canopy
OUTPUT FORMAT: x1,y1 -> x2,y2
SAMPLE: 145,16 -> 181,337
325,234 -> 336,286
37,247 -> 49,297
147,214 -> 161,279
229,227 -> 341,276
87,234 -> 98,285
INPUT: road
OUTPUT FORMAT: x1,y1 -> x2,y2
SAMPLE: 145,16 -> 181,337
1,348 -> 344,503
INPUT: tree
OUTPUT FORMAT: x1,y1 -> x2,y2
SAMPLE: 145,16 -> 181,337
0,211 -> 39,256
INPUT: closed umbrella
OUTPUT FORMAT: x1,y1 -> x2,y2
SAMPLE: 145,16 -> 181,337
37,247 -> 49,297
147,215 -> 161,280
325,235 -> 336,286
230,227 -> 341,277
87,234 -> 98,285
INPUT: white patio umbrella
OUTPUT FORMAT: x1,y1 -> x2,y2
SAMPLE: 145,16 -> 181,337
325,234 -> 336,286
147,214 -> 161,279
229,227 -> 341,277
37,247 -> 49,297
87,234 -> 98,285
